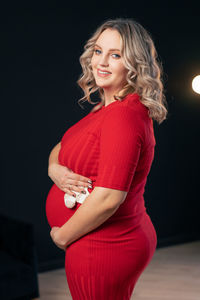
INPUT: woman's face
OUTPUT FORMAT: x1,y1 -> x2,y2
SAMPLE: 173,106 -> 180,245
91,28 -> 128,94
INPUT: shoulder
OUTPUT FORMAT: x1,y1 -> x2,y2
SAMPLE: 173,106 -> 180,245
101,102 -> 144,145
103,93 -> 149,125
101,93 -> 152,144
124,93 -> 150,116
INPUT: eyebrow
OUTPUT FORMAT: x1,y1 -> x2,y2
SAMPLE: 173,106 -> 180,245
94,44 -> 121,52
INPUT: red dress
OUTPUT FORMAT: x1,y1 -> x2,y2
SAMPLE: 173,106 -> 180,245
45,93 -> 157,300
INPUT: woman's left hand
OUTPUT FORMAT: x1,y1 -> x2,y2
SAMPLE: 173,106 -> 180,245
50,226 -> 67,251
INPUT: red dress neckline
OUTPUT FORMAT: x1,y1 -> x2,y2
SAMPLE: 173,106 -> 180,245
92,93 -> 140,113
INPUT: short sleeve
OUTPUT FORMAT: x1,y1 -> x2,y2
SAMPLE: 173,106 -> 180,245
95,106 -> 144,192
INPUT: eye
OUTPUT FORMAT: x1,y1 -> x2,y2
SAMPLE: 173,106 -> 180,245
94,49 -> 101,55
112,53 -> 121,58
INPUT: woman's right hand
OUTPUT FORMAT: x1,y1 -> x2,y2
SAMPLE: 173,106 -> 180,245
48,163 -> 93,197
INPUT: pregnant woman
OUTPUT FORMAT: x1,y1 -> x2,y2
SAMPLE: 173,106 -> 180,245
46,18 -> 168,299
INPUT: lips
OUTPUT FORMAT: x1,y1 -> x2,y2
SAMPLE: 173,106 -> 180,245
97,69 -> 112,74
97,69 -> 112,77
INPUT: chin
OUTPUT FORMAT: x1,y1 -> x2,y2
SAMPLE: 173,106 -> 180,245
95,79 -> 112,88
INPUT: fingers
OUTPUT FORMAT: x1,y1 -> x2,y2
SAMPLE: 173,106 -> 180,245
63,177 -> 93,192
63,188 -> 77,197
68,175 -> 92,186
61,183 -> 88,196
79,175 -> 93,184
66,170 -> 92,184
62,184 -> 88,196
61,169 -> 93,195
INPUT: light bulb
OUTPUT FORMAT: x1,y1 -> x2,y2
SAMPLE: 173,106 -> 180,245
192,75 -> 200,94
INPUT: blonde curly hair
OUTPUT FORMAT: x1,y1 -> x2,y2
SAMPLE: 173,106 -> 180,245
77,18 -> 168,124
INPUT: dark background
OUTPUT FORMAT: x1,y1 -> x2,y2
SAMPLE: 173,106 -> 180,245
1,2 -> 200,272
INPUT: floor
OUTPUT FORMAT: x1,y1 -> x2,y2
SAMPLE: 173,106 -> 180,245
37,240 -> 200,300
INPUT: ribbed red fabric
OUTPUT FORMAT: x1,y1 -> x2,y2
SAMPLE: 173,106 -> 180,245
46,93 -> 157,300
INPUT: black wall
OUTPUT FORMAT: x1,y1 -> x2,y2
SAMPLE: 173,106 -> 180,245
1,3 -> 200,272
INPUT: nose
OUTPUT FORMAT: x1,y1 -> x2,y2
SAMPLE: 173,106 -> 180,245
99,54 -> 109,67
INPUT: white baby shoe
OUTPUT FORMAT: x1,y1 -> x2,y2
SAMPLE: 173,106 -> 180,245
64,187 -> 90,208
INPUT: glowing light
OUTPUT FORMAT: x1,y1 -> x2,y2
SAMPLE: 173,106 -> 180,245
192,75 -> 200,94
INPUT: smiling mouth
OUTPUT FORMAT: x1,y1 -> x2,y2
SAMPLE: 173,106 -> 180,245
97,69 -> 112,77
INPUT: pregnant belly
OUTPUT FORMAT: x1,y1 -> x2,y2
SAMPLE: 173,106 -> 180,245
45,184 -> 80,228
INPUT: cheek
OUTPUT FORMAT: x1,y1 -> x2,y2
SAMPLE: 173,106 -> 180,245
111,61 -> 127,74
121,68 -> 128,79
114,65 -> 128,82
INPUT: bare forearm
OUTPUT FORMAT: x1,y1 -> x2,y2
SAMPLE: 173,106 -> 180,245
57,192 -> 119,247
48,142 -> 61,174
